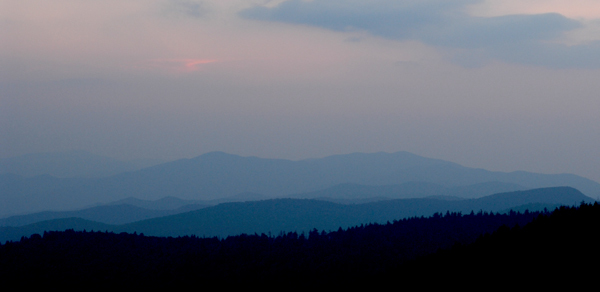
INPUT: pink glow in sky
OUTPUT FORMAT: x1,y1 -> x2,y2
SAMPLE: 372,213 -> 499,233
146,59 -> 219,73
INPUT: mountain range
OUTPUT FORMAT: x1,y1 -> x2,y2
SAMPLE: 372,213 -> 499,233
1,151 -> 599,217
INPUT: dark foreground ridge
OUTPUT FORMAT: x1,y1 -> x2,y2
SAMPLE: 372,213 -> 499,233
395,202 -> 600,283
1,206 -> 578,286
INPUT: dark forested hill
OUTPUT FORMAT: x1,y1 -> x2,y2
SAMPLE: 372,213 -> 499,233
3,203 -> 598,286
0,208 -> 547,285
396,203 -> 600,284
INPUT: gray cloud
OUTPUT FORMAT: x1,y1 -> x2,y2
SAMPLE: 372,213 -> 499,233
426,13 -> 581,48
240,0 -> 596,68
241,0 -> 476,38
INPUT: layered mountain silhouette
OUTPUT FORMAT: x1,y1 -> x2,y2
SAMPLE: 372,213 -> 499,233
0,182 -> 518,227
1,151 -> 599,217
0,186 -> 592,242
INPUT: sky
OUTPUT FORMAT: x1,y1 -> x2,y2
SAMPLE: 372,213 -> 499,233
1,0 -> 600,182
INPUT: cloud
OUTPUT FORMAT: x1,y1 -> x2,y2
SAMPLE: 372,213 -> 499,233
241,0 -> 476,38
240,0 -> 597,68
426,13 -> 580,48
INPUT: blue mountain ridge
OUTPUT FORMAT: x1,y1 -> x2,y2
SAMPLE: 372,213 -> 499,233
0,186 -> 591,242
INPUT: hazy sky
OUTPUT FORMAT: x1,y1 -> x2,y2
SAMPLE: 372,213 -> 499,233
1,0 -> 600,182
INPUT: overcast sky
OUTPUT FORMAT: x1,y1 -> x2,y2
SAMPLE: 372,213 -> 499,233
2,0 -> 600,182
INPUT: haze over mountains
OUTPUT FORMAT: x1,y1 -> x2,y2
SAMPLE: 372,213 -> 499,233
289,181 -> 526,202
1,151 -> 599,217
0,151 -> 164,178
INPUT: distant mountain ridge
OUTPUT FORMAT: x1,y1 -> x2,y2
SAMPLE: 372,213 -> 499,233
106,196 -> 205,210
111,151 -> 600,198
1,151 -> 599,216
